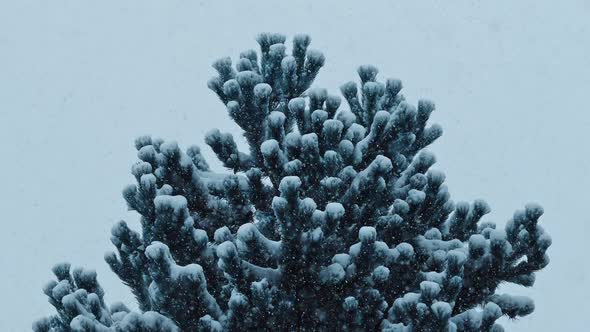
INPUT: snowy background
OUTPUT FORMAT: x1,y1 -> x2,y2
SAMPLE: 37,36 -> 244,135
1,1 -> 589,330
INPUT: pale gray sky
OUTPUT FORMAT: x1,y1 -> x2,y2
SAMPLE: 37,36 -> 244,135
1,1 -> 589,331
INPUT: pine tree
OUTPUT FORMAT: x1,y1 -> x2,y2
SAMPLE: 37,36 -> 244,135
34,33 -> 551,332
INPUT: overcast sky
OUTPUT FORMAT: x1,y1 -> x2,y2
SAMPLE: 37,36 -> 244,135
1,1 -> 589,331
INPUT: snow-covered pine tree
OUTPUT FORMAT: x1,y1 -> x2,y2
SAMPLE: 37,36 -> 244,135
34,33 -> 551,332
